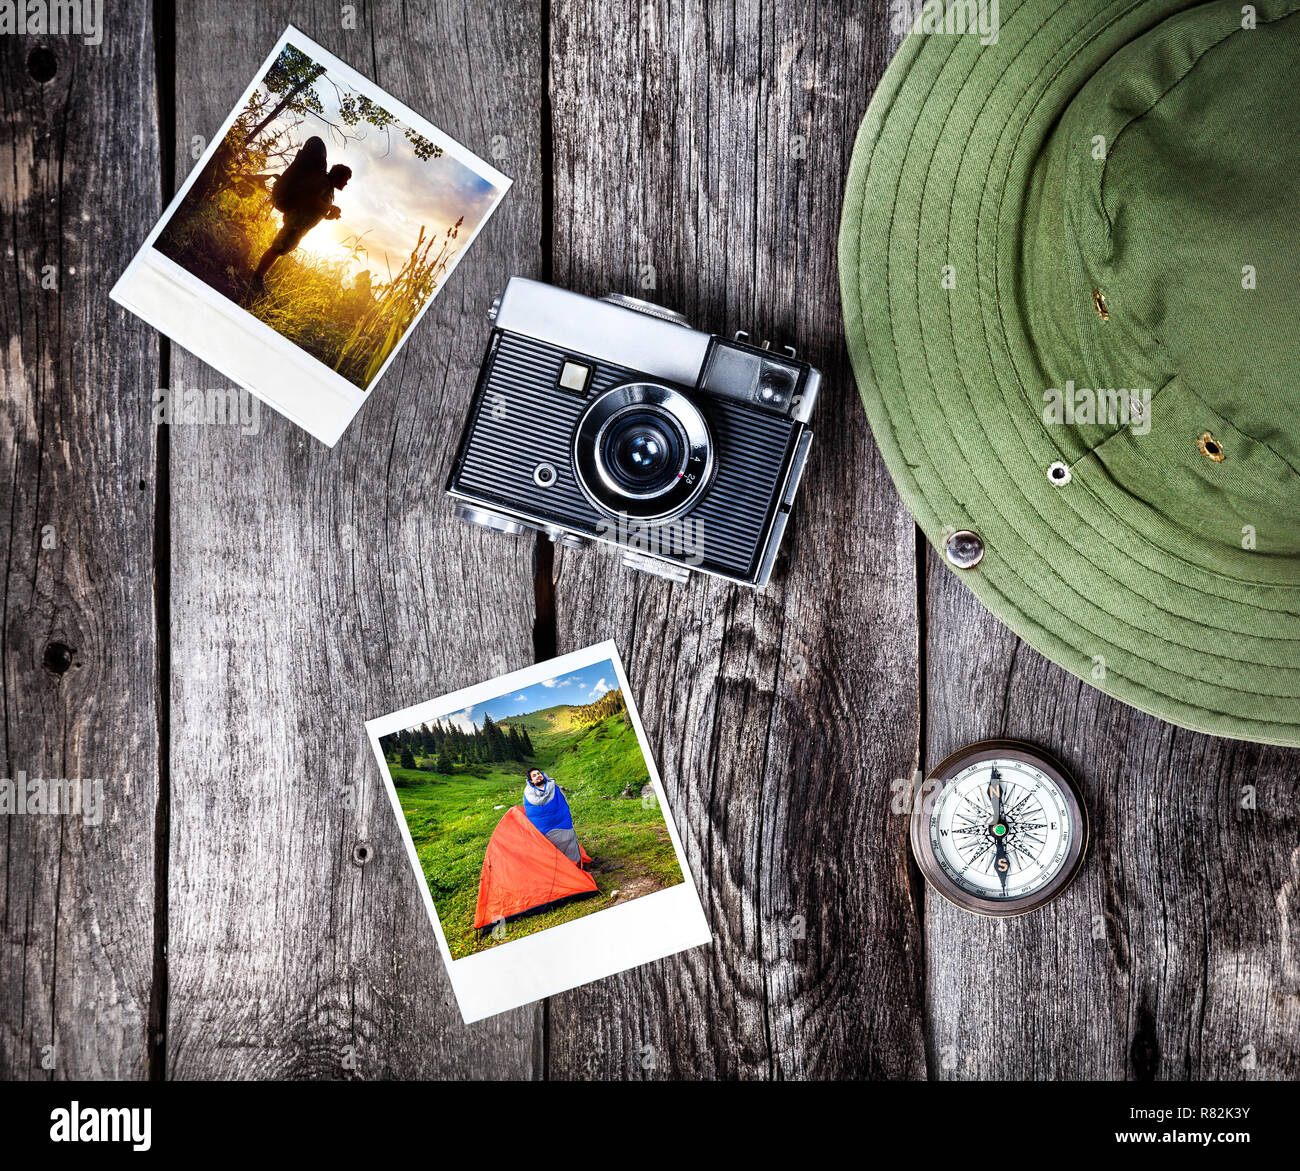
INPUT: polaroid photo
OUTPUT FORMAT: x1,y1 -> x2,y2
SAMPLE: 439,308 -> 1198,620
365,640 -> 712,1024
111,26 -> 510,446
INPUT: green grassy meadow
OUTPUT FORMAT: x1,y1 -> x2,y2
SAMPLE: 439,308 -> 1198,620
388,709 -> 684,957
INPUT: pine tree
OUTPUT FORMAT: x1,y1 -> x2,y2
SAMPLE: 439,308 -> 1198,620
571,688 -> 627,728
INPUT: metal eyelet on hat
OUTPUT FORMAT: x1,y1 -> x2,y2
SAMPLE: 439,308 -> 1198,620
1198,432 -> 1225,462
1092,289 -> 1110,321
1047,461 -> 1071,486
945,530 -> 984,569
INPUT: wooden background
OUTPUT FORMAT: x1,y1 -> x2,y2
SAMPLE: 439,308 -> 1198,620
2,0 -> 1296,1080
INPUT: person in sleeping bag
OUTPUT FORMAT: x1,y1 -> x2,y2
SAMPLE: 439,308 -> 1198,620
523,767 -> 582,865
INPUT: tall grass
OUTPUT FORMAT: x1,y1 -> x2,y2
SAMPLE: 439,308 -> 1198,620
335,218 -> 463,386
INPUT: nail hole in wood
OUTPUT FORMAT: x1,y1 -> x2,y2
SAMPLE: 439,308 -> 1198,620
43,641 -> 75,675
27,47 -> 58,84
352,841 -> 372,867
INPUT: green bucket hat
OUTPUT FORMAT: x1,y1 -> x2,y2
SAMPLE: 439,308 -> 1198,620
840,0 -> 1300,745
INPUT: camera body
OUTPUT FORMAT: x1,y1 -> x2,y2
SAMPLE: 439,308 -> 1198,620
446,278 -> 819,587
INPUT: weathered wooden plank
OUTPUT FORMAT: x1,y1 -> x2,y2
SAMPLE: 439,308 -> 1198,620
924,555 -> 1300,1079
0,6 -> 161,1077
164,2 -> 543,1077
544,0 -> 925,1078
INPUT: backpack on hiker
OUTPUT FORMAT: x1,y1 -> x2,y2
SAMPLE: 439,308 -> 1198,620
270,136 -> 327,214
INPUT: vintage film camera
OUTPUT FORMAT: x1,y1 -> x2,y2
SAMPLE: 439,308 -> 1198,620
447,278 -> 819,586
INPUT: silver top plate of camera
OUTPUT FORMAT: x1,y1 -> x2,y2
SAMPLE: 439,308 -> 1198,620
493,279 -> 712,391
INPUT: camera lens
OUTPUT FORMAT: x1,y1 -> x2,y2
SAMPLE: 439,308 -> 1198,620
601,412 -> 682,492
574,382 -> 713,521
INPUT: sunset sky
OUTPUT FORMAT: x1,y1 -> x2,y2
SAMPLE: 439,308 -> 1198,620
255,53 -> 503,284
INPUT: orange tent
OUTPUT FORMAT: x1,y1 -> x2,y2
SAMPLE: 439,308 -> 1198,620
473,806 -> 597,930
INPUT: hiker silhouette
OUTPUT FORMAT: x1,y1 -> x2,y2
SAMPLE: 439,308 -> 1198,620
254,136 -> 351,290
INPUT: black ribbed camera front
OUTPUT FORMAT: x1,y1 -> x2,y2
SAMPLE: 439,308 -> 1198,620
448,331 -> 798,581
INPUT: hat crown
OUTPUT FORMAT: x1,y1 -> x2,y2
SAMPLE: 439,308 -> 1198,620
1045,1 -> 1300,545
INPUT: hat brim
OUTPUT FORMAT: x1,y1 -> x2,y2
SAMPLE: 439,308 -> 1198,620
839,0 -> 1300,745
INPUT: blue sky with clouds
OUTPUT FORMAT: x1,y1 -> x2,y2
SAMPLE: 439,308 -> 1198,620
435,660 -> 618,734
257,44 -> 503,281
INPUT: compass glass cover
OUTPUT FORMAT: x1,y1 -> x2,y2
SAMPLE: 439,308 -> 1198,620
928,757 -> 1074,901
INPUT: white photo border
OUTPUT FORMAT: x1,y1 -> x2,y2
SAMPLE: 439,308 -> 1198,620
110,24 -> 511,447
365,639 -> 712,1024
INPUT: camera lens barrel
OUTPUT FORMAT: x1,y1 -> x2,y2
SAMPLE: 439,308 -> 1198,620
573,382 -> 713,520
600,412 -> 683,491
